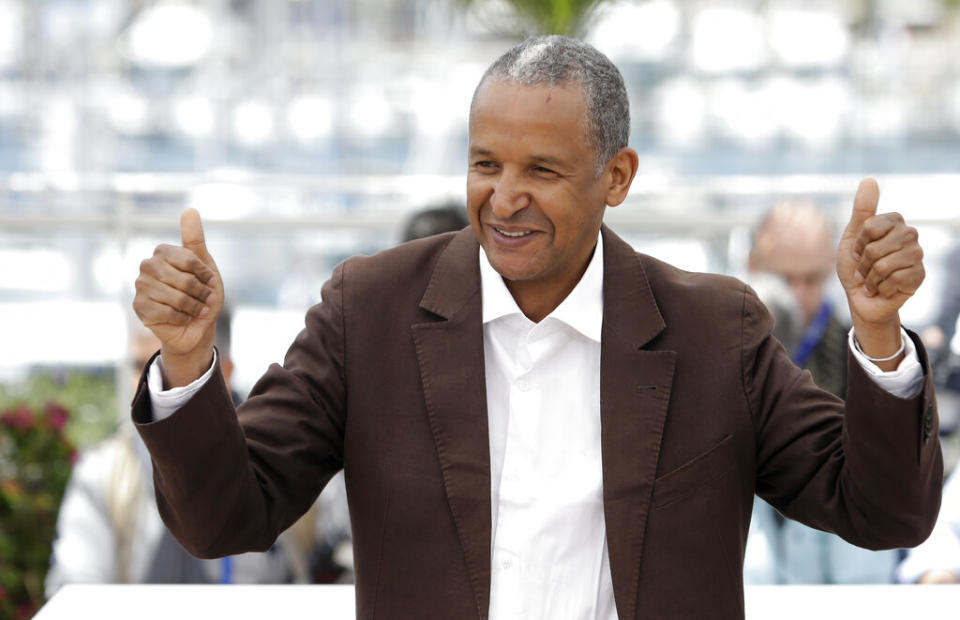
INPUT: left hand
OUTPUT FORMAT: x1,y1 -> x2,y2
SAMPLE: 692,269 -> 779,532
836,178 -> 925,326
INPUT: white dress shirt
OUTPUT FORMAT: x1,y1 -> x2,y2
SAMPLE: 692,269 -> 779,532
481,234 -> 615,620
148,234 -> 924,620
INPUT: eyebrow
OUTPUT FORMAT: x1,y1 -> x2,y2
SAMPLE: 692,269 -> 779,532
469,148 -> 568,169
530,155 -> 566,168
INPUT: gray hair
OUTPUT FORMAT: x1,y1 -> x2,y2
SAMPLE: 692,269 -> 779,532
475,35 -> 630,173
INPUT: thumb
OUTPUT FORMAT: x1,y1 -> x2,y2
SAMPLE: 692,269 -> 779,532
844,178 -> 880,236
180,208 -> 212,264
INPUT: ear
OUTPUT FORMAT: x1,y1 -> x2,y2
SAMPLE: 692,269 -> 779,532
603,147 -> 639,207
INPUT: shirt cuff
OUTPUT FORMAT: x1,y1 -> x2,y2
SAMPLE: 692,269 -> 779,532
146,350 -> 219,422
847,327 -> 924,399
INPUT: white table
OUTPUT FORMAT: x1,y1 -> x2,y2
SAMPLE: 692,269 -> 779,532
35,584 -> 960,619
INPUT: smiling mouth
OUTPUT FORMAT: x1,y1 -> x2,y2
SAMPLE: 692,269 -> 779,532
494,227 -> 532,238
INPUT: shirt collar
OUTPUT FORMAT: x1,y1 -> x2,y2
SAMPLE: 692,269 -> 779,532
479,232 -> 604,343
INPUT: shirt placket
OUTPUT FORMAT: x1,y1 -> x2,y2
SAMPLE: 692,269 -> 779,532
491,323 -> 541,620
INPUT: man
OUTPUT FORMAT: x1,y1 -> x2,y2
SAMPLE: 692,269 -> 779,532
46,326 -> 293,596
131,36 -> 940,619
746,201 -> 899,584
750,201 -> 848,397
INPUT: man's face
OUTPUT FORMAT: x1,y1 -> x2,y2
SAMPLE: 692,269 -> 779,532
467,80 -> 610,307
752,233 -> 834,325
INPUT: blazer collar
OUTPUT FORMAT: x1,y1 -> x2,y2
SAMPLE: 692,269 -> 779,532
415,224 -> 673,620
418,227 -> 482,320
599,224 -> 666,348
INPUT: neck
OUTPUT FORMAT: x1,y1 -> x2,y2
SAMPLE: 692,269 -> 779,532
505,243 -> 598,323
506,278 -> 579,323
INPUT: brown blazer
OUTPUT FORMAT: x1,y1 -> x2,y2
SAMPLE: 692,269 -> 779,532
133,226 -> 942,619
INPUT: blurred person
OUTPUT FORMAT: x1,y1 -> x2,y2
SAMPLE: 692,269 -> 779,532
401,203 -> 470,242
749,201 -> 847,396
921,244 -> 960,392
897,463 -> 960,584
45,320 -> 296,597
129,36 -> 938,619
745,201 -> 899,584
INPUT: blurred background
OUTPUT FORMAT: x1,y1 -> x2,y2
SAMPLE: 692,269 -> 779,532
2,0 -> 960,615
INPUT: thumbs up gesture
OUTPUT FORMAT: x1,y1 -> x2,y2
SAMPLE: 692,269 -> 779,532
133,209 -> 224,386
836,179 -> 924,366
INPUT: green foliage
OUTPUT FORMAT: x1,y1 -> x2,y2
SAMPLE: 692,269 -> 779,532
0,369 -> 116,618
0,369 -> 119,450
0,402 -> 76,619
458,0 -> 608,37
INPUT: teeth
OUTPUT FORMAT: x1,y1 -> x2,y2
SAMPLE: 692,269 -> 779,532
496,228 -> 531,238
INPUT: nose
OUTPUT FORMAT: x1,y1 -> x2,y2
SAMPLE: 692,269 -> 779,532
490,168 -> 530,219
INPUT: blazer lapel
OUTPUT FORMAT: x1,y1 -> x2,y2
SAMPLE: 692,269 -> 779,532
411,229 -> 492,620
600,226 -> 676,620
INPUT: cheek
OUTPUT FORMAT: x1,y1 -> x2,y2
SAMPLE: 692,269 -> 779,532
466,181 -> 489,216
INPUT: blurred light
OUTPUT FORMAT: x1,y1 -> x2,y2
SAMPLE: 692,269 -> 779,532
0,81 -> 22,118
770,10 -> 848,67
0,0 -> 23,69
0,249 -> 73,292
636,239 -> 710,273
92,247 -> 123,295
0,302 -> 126,367
189,183 -> 259,220
232,307 -> 306,393
948,82 -> 960,130
858,97 -> 907,140
779,78 -> 848,146
655,78 -> 706,147
39,99 -> 77,171
588,0 -> 679,61
233,99 -> 276,146
709,80 -> 777,145
691,8 -> 766,74
107,92 -> 150,135
287,95 -> 334,142
174,95 -> 216,138
412,84 -> 456,135
124,1 -> 214,68
348,89 -> 394,138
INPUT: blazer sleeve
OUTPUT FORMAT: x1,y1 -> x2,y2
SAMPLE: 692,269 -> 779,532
131,262 -> 348,559
743,287 -> 942,550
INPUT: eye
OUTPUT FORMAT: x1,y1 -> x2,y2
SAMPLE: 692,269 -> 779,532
472,160 -> 498,172
533,165 -> 558,177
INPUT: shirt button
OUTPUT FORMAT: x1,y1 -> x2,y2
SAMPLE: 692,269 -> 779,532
501,558 -> 513,569
516,380 -> 530,392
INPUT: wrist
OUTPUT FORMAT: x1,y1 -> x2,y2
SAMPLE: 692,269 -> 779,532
160,344 -> 215,388
850,314 -> 903,371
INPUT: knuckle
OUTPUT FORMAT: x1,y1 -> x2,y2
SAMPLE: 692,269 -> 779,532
904,227 -> 918,242
872,258 -> 890,278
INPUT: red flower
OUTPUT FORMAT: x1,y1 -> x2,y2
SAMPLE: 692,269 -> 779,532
44,402 -> 69,432
0,406 -> 33,430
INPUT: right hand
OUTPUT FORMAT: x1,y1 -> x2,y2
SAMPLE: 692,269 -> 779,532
133,208 -> 224,386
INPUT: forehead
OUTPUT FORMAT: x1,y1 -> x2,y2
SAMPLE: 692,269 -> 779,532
469,80 -> 589,144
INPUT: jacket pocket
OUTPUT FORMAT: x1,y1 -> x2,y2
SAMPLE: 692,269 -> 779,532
652,434 -> 736,509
